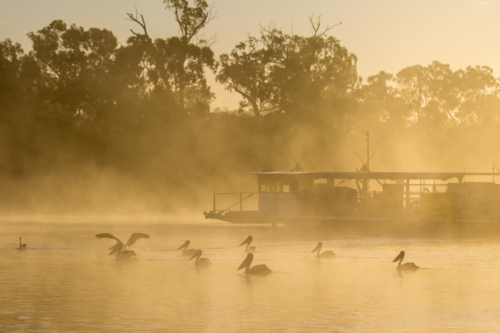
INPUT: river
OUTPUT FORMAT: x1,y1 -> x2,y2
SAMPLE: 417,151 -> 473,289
1,216 -> 500,332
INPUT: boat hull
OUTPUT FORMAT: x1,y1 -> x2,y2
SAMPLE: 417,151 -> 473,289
205,210 -> 500,237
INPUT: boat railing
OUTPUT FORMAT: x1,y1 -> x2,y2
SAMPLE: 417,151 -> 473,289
210,192 -> 257,214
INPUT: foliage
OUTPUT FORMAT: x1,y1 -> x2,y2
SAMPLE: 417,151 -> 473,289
0,9 -> 500,214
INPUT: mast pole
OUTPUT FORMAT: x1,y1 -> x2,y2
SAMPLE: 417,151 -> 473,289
365,130 -> 370,200
366,130 -> 370,171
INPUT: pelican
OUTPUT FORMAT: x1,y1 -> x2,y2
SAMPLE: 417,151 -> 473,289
109,242 -> 137,259
189,249 -> 211,267
18,237 -> 29,250
237,253 -> 272,275
392,251 -> 419,271
95,233 -> 149,256
311,242 -> 335,258
178,240 -> 197,256
239,236 -> 256,253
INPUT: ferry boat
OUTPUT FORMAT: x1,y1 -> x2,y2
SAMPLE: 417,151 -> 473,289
204,170 -> 500,227
204,133 -> 500,231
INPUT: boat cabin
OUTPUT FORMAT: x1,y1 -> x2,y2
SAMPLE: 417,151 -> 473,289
205,171 -> 500,224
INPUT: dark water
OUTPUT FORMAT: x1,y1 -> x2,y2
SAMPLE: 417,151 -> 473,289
2,217 -> 500,332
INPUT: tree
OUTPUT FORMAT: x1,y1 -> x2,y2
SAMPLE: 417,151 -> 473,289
127,1 -> 216,115
218,17 -> 358,131
394,61 -> 500,129
262,20 -> 358,127
27,20 -> 118,123
217,37 -> 276,118
395,61 -> 458,128
357,71 -> 411,129
0,39 -> 25,118
454,65 -> 500,127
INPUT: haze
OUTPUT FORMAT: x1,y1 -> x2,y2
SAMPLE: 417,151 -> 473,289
3,1 -> 500,332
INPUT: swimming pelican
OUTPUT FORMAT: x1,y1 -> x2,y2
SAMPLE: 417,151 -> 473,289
311,242 -> 335,258
237,253 -> 272,275
18,237 -> 29,250
239,236 -> 256,253
392,251 -> 419,271
178,240 -> 197,256
189,249 -> 211,267
95,233 -> 149,256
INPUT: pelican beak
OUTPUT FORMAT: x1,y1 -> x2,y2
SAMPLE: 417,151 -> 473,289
178,240 -> 189,250
239,237 -> 251,247
237,253 -> 252,270
393,251 -> 404,262
311,243 -> 321,253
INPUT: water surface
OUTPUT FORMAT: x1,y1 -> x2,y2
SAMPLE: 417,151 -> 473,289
1,217 -> 500,332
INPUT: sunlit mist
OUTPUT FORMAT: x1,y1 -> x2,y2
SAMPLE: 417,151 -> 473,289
2,0 -> 500,332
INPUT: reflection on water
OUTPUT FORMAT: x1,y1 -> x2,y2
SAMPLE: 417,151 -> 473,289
2,218 -> 500,332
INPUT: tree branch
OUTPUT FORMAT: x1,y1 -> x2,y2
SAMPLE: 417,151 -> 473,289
308,15 -> 342,38
126,8 -> 149,37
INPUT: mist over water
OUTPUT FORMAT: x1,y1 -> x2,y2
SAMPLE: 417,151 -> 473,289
2,217 -> 500,332
3,1 -> 500,332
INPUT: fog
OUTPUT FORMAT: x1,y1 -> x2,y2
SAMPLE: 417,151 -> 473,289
1,6 -> 499,216
3,1 -> 500,332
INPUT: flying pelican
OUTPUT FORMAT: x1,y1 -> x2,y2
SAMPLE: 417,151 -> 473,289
239,236 -> 256,253
237,253 -> 272,275
95,233 -> 149,256
311,242 -> 335,258
189,249 -> 211,267
18,237 -> 29,250
392,251 -> 419,271
178,240 -> 197,256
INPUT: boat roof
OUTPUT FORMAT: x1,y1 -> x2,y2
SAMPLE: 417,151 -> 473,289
250,171 -> 496,181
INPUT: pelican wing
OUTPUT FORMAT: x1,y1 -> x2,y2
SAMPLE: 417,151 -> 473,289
96,233 -> 121,242
108,242 -> 124,256
249,264 -> 272,275
120,250 -> 137,258
196,258 -> 211,266
319,250 -> 336,258
182,249 -> 197,256
246,246 -> 256,254
400,262 -> 419,270
125,233 -> 150,247
108,242 -> 122,253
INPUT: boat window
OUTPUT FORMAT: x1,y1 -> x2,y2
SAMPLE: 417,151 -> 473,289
260,184 -> 275,193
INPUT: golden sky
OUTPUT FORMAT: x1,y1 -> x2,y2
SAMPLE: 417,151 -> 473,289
1,0 -> 498,109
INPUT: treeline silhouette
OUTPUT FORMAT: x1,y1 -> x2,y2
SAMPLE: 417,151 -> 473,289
0,1 -> 499,214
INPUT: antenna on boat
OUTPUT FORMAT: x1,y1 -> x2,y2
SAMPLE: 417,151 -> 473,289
356,130 -> 375,173
289,151 -> 308,172
366,129 -> 370,171
355,130 -> 379,201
